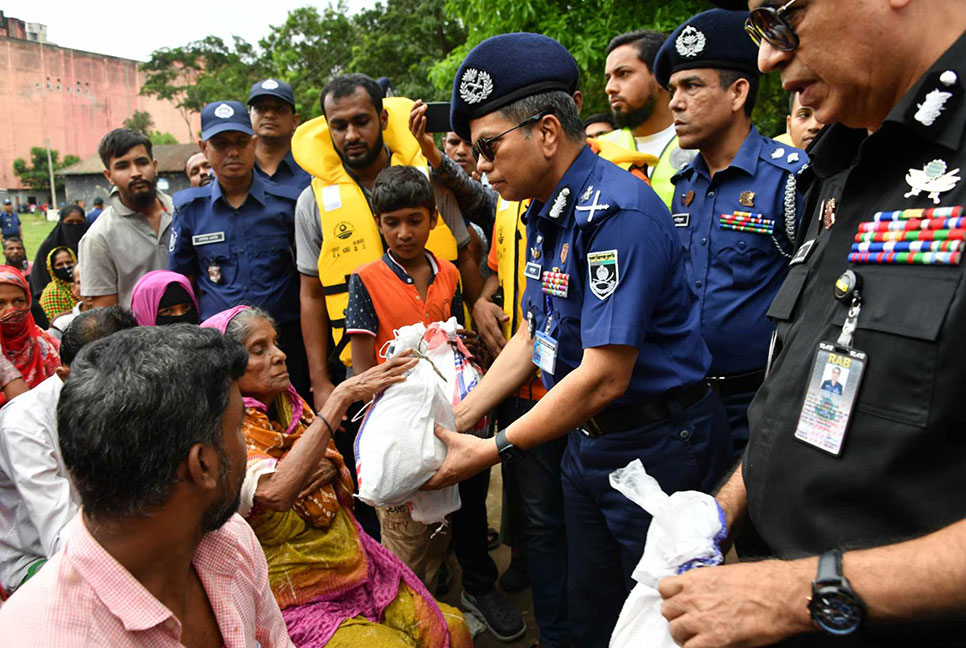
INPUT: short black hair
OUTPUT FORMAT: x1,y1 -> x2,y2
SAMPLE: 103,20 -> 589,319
93,197 -> 104,205
2,236 -> 23,247
582,112 -> 615,129
500,90 -> 585,143
718,69 -> 759,117
60,204 -> 85,220
605,30 -> 667,71
320,73 -> 384,119
58,325 -> 249,519
98,128 -> 154,168
59,306 -> 138,367
372,166 -> 436,217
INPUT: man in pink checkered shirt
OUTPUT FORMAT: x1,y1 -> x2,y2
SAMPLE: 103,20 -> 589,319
0,326 -> 293,647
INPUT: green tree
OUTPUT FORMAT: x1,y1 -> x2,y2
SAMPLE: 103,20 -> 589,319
123,110 -> 155,135
12,147 -> 80,193
149,131 -> 179,145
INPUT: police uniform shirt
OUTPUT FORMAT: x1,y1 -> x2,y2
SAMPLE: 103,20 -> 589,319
671,127 -> 807,375
254,150 -> 312,192
168,171 -> 301,324
523,146 -> 711,404
1,211 -> 20,237
745,31 -> 966,580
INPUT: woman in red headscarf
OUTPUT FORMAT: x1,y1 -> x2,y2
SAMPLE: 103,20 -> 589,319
0,266 -> 60,406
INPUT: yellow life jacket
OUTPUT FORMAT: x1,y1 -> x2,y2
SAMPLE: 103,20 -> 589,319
492,140 -> 656,338
291,96 -> 459,367
597,127 -> 692,209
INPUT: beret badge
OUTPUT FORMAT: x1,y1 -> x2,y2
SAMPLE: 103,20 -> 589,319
459,68 -> 494,104
675,25 -> 707,58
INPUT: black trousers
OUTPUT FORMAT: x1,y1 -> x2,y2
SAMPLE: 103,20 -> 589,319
451,468 -> 499,595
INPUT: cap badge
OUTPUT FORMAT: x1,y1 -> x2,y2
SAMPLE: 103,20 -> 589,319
904,159 -> 961,204
548,187 -> 570,219
675,25 -> 707,58
914,89 -> 952,127
459,68 -> 494,105
261,79 -> 279,90
214,103 -> 235,119
739,191 -> 756,208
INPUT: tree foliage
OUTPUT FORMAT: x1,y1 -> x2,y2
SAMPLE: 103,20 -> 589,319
123,110 -> 155,135
13,147 -> 80,192
138,0 -> 788,137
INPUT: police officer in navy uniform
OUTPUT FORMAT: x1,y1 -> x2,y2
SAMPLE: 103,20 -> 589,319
248,79 -> 312,191
656,1 -> 966,647
424,33 -> 734,647
169,100 -> 311,399
654,9 -> 807,457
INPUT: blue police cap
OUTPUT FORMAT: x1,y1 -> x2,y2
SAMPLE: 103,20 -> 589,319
247,79 -> 296,109
200,101 -> 253,141
449,33 -> 579,142
653,9 -> 759,88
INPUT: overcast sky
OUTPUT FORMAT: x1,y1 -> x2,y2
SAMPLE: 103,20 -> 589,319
3,0 -> 378,61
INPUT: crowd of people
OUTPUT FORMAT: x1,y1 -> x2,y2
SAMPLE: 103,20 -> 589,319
0,1 -> 965,647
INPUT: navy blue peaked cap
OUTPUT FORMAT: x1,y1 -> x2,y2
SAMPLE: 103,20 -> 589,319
450,33 -> 580,142
653,9 -> 759,88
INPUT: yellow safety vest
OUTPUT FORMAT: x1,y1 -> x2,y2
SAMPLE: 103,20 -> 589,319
492,139 -> 656,339
597,127 -> 692,209
292,96 -> 459,366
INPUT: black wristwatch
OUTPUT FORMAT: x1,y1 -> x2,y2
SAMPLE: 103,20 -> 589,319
494,428 -> 525,464
808,549 -> 864,635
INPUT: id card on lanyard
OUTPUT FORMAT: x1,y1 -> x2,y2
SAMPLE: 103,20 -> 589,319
532,294 -> 558,376
794,271 -> 868,456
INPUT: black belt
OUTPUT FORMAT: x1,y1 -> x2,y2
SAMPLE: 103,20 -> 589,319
706,369 -> 766,399
579,381 -> 710,438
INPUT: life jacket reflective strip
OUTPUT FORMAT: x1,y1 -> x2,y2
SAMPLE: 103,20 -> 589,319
597,127 -> 685,209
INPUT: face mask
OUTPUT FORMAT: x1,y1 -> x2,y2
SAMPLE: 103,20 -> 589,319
155,307 -> 199,326
54,265 -> 74,283
0,307 -> 29,337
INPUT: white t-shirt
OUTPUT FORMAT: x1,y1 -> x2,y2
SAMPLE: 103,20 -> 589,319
633,124 -> 678,176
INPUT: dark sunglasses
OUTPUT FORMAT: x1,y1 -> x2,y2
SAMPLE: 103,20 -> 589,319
473,109 -> 554,162
745,0 -> 800,52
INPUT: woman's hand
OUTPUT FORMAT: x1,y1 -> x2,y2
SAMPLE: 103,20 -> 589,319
298,458 -> 339,498
409,100 -> 443,169
337,349 -> 418,404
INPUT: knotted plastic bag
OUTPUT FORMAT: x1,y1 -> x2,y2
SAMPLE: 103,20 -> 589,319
608,459 -> 727,648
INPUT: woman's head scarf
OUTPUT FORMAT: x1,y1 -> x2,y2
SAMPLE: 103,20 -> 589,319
0,266 -> 60,405
130,271 -> 199,326
29,205 -> 88,298
38,246 -> 78,321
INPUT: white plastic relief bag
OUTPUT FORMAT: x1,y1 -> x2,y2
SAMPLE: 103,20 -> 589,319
608,459 -> 727,648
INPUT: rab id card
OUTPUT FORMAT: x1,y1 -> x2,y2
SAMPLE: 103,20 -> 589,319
794,341 -> 867,456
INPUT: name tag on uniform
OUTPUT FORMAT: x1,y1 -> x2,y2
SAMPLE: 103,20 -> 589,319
192,232 -> 225,246
524,262 -> 541,280
794,341 -> 867,456
532,331 -> 557,376
672,213 -> 690,227
790,239 -> 816,266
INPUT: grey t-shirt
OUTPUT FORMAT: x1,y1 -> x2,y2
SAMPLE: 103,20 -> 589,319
295,181 -> 471,277
78,187 -> 173,308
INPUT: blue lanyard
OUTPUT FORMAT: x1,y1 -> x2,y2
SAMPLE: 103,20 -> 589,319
544,294 -> 555,334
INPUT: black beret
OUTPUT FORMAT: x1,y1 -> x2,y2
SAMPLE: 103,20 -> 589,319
653,9 -> 759,88
449,33 -> 579,142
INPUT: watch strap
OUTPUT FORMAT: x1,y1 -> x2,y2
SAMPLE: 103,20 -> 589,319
495,428 -> 511,453
815,549 -> 844,586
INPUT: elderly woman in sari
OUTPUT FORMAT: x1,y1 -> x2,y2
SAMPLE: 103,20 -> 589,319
202,305 -> 472,648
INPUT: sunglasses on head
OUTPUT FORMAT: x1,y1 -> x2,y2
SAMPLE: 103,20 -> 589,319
745,0 -> 800,52
472,108 -> 555,162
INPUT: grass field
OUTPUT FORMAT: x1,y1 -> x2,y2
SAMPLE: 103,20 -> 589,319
18,212 -> 57,262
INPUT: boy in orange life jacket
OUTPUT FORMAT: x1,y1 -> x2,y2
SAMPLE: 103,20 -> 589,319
344,165 -> 463,589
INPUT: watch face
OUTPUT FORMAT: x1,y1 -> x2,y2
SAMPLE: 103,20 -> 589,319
811,589 -> 862,635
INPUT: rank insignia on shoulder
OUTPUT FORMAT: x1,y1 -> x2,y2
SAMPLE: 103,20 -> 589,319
904,159 -> 961,205
771,147 -> 786,160
739,191 -> 756,208
587,250 -> 619,300
580,185 -> 594,202
549,187 -> 571,219
720,211 -> 775,235
787,152 -> 800,164
684,190 -> 695,207
575,189 -> 611,223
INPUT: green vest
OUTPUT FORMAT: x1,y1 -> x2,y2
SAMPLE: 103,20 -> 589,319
597,128 -> 695,209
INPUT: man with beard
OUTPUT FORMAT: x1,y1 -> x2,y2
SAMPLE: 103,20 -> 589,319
184,151 -> 213,188
0,325 -> 293,647
78,129 -> 173,309
169,101 -> 310,400
3,236 -> 31,277
654,9 -> 807,458
600,30 -> 695,207
248,79 -> 311,192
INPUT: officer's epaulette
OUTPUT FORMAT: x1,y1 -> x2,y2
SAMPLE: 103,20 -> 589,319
760,140 -> 809,174
262,180 -> 303,203
172,185 -> 210,212
572,181 -> 621,230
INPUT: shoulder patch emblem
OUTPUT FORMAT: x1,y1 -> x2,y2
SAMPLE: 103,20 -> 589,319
588,250 -> 619,300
